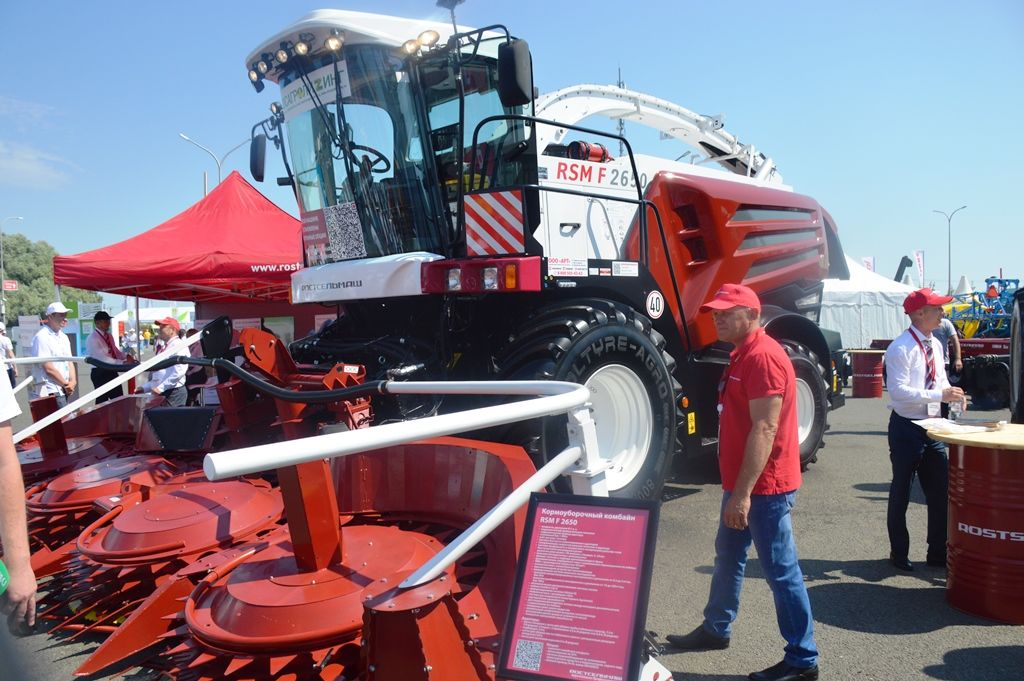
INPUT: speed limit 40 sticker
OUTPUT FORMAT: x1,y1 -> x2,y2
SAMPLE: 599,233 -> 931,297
645,291 -> 665,319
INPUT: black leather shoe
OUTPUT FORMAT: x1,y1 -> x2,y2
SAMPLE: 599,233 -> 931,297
890,552 -> 914,571
926,555 -> 946,567
665,624 -> 729,650
749,660 -> 819,681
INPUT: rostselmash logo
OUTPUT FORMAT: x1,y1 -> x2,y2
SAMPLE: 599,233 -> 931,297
957,522 -> 1024,541
300,280 -> 363,292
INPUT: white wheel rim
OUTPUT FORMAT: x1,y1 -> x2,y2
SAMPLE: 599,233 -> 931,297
795,376 -> 815,446
585,364 -> 653,491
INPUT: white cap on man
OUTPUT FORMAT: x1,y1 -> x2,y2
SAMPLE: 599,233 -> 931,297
0,322 -> 5,332
46,302 -> 70,316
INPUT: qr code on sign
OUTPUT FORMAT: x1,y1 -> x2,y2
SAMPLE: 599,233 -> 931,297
324,202 -> 367,260
513,639 -> 543,671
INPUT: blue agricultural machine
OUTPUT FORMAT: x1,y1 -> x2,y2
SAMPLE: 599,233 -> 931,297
948,278 -> 1018,410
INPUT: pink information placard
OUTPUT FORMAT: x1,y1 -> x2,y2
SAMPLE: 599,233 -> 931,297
498,494 -> 659,681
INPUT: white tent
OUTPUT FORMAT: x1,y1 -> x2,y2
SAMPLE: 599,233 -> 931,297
821,257 -> 915,349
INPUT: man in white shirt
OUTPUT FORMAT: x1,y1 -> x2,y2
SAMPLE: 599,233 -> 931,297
30,302 -> 76,408
0,370 -> 36,630
85,311 -> 133,404
883,288 -> 966,572
138,317 -> 189,407
0,322 -> 16,388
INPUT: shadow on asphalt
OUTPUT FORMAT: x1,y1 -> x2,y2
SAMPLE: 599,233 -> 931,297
668,672 -> 747,680
825,430 -> 889,437
691,556 -> 1009,635
922,645 -> 1024,679
802,581 -> 995,635
662,483 -> 701,503
695,557 -> 947,585
853,480 -> 928,505
853,482 -> 890,493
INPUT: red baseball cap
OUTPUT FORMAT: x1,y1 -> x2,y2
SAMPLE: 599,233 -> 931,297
699,283 -> 762,314
154,316 -> 181,332
903,288 -> 953,314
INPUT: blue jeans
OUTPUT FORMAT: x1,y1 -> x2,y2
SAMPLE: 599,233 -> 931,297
703,491 -> 818,668
887,411 -> 948,560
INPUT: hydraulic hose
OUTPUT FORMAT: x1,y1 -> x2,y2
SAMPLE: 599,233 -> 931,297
87,354 -> 387,405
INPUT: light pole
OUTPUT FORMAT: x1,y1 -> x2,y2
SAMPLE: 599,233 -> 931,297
933,205 -> 967,294
0,216 -> 23,325
178,133 -> 249,195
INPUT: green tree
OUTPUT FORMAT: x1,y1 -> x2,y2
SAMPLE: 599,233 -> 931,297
2,232 -> 100,322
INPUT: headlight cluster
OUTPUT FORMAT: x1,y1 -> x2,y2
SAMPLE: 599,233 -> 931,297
247,26 -> 442,92
402,30 -> 440,56
247,31 -> 340,92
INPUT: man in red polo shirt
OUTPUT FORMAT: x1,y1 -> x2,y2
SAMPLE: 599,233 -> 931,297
666,284 -> 818,681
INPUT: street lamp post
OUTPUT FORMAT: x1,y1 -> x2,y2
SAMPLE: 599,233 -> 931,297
0,216 -> 24,325
933,205 -> 967,294
178,133 -> 249,196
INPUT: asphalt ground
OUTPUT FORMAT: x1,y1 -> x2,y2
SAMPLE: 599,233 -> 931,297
2,386 -> 1022,680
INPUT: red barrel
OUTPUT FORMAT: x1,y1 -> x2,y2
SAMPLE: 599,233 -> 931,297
850,350 -> 885,398
934,426 -> 1024,624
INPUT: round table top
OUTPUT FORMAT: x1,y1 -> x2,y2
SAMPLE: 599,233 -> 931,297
928,423 -> 1024,450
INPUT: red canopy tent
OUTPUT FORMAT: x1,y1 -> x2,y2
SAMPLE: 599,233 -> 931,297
54,171 -> 302,302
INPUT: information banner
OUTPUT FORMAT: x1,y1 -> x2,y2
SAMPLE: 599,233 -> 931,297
498,494 -> 659,681
263,316 -> 295,344
78,302 -> 103,319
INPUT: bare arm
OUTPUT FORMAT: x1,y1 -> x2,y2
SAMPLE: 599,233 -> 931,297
42,361 -> 65,385
0,421 -> 36,627
950,333 -> 963,372
723,394 -> 782,530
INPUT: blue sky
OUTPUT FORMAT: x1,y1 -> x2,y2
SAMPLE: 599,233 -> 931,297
1,0 -> 1021,295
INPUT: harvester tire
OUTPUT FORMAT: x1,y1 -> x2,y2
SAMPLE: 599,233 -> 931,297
496,299 -> 678,500
783,342 -> 828,470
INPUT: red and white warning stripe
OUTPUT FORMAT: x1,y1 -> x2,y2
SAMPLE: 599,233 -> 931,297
464,190 -> 525,256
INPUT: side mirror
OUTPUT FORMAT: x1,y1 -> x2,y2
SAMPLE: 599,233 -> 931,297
497,39 -> 532,108
250,134 -> 267,182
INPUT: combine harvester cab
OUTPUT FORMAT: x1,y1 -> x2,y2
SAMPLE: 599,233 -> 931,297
246,8 -> 847,503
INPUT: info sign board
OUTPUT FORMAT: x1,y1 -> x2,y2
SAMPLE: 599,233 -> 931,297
498,494 -> 659,681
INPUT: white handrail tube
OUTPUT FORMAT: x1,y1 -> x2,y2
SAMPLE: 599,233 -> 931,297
13,334 -> 203,444
7,356 -> 88,365
204,381 -> 589,480
11,375 -> 32,396
400,445 -> 583,588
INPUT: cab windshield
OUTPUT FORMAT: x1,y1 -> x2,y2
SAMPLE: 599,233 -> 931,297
419,36 -> 533,197
281,45 -> 445,264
